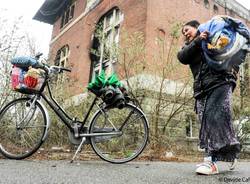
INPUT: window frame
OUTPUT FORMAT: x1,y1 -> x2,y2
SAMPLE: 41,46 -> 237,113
90,8 -> 123,80
54,45 -> 70,83
84,0 -> 101,14
60,2 -> 76,29
213,4 -> 219,14
204,0 -> 210,9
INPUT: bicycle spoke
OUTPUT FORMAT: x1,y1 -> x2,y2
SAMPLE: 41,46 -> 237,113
0,98 -> 47,159
23,129 -> 38,145
90,103 -> 148,163
21,134 -> 33,151
99,113 -> 118,131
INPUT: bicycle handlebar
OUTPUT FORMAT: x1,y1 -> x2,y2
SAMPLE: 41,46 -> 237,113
60,67 -> 72,72
33,53 -> 72,77
35,52 -> 43,60
37,62 -> 71,76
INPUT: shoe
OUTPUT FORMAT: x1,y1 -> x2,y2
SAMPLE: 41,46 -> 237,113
229,159 -> 237,170
196,156 -> 212,167
195,162 -> 219,175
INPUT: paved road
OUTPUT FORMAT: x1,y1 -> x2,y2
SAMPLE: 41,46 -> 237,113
0,159 -> 249,184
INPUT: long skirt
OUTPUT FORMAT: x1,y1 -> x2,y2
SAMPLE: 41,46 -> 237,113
196,84 -> 241,162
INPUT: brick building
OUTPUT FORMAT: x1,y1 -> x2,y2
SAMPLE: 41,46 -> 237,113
34,0 -> 250,140
34,0 -> 250,95
34,0 -> 250,142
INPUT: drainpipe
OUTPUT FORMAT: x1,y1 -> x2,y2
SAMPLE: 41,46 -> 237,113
224,0 -> 227,14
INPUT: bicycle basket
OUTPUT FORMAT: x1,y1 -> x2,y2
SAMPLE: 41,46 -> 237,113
11,65 -> 46,94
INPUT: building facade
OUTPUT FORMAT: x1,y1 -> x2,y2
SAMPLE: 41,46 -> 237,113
33,0 -> 250,144
34,0 -> 250,95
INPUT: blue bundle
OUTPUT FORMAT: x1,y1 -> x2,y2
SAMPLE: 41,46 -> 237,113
11,56 -> 39,68
198,16 -> 250,71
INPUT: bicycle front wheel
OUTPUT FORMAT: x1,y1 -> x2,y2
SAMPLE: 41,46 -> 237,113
89,103 -> 149,164
0,98 -> 47,159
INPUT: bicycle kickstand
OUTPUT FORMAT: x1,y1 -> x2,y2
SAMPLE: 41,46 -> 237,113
70,137 -> 86,163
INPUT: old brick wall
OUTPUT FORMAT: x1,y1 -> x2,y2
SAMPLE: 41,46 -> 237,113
49,0 -> 147,95
48,0 -> 250,95
145,0 -> 250,83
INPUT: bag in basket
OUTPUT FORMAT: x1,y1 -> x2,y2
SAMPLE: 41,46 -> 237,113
11,66 -> 45,94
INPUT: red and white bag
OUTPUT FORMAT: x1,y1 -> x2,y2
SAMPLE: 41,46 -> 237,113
11,65 -> 45,94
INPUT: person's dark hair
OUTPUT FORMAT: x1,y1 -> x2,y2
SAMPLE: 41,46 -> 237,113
182,20 -> 200,34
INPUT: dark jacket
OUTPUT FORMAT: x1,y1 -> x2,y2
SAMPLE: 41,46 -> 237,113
177,36 -> 239,99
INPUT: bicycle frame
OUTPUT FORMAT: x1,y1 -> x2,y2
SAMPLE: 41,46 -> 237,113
37,81 -> 98,133
37,81 -> 123,138
26,76 -> 130,144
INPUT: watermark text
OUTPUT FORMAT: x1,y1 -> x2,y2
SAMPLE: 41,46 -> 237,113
219,177 -> 250,183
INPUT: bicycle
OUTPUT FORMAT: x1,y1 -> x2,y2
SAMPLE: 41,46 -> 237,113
0,54 -> 149,164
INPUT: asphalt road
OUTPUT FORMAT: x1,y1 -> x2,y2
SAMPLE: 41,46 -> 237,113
0,159 -> 249,184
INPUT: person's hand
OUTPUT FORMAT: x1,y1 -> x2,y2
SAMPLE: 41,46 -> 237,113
199,31 -> 209,40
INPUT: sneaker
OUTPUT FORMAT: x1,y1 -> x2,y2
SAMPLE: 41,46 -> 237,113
195,156 -> 212,167
195,162 -> 219,175
229,159 -> 237,170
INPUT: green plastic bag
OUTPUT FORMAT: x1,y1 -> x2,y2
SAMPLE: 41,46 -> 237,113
88,70 -> 106,89
107,73 -> 121,87
87,71 -> 122,96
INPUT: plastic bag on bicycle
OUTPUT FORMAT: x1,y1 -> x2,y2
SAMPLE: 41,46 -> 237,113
101,85 -> 126,109
11,65 -> 45,94
88,71 -> 129,108
11,56 -> 40,68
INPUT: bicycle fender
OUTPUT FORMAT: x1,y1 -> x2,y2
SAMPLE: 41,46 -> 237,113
37,100 -> 51,141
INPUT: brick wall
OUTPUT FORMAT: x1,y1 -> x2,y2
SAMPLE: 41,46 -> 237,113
49,0 -> 147,94
145,0 -> 250,82
48,0 -> 250,95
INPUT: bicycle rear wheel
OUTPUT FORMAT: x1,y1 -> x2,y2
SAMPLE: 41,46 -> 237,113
0,98 -> 47,159
89,103 -> 149,164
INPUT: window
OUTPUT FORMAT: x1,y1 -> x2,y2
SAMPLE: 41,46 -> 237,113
213,5 -> 218,14
193,0 -> 201,3
84,0 -> 101,13
54,45 -> 70,83
60,1 -> 76,29
204,0 -> 210,9
90,8 -> 123,80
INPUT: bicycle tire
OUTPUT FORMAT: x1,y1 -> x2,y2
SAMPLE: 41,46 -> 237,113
89,103 -> 149,164
0,98 -> 47,159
